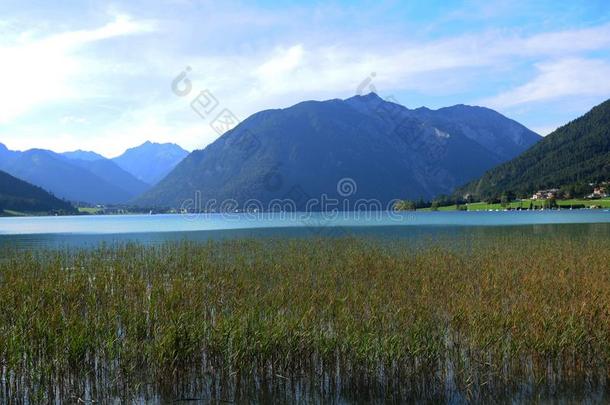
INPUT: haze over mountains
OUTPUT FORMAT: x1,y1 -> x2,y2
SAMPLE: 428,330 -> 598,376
0,142 -> 188,205
458,98 -> 610,199
136,93 -> 541,209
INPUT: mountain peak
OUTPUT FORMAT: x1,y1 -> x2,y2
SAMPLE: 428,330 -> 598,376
360,91 -> 383,100
113,141 -> 189,185
413,106 -> 431,113
344,92 -> 400,116
62,150 -> 106,161
346,92 -> 384,103
135,140 -> 184,149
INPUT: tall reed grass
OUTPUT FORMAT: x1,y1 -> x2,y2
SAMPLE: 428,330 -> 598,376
0,235 -> 609,402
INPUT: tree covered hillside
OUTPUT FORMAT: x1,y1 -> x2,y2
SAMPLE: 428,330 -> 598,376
457,99 -> 610,199
0,170 -> 76,214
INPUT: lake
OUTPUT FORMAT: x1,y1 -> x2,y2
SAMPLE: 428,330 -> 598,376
1,210 -> 609,250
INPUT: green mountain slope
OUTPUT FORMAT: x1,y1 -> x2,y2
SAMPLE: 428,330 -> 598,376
0,170 -> 76,214
457,99 -> 610,198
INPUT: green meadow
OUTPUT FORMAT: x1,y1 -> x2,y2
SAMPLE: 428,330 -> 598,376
417,198 -> 610,211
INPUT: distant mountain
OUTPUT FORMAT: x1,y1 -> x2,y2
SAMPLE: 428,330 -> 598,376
0,144 -> 148,204
113,141 -> 189,185
65,157 -> 150,197
0,170 -> 75,214
456,98 -> 610,199
0,143 -> 18,160
61,150 -> 106,161
136,93 -> 540,209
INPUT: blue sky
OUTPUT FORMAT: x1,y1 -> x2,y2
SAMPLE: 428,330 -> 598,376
1,0 -> 609,157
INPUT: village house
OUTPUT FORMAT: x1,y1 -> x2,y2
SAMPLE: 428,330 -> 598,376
586,185 -> 608,199
531,189 -> 559,200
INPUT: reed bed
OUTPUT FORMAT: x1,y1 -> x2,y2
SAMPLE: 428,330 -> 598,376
1,234 -> 610,403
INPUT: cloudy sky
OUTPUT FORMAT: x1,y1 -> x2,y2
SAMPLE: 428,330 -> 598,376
1,0 -> 609,157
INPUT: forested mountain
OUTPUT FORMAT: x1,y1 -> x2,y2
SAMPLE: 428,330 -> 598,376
136,93 -> 540,209
457,98 -> 610,199
0,170 -> 76,214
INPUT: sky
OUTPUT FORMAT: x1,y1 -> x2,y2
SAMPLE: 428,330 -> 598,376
1,0 -> 609,158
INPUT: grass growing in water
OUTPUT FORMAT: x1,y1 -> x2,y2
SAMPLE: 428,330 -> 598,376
1,235 -> 610,402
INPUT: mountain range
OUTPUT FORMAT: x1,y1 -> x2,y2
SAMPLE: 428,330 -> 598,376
457,98 -> 610,199
0,169 -> 75,214
16,91 -> 605,212
136,93 -> 541,209
0,142 -> 188,205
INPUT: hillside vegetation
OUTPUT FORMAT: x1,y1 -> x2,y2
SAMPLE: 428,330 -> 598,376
457,99 -> 610,199
0,170 -> 75,214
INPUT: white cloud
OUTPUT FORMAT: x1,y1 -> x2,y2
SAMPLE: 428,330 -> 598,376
2,4 -> 610,156
60,115 -> 89,125
517,23 -> 610,55
106,24 -> 610,154
193,23 -> 610,113
256,44 -> 304,78
0,15 -> 155,124
482,58 -> 610,108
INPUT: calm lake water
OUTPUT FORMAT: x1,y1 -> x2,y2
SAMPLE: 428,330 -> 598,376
1,210 -> 609,250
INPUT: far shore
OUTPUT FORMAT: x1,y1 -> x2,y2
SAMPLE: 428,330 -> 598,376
1,197 -> 609,218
